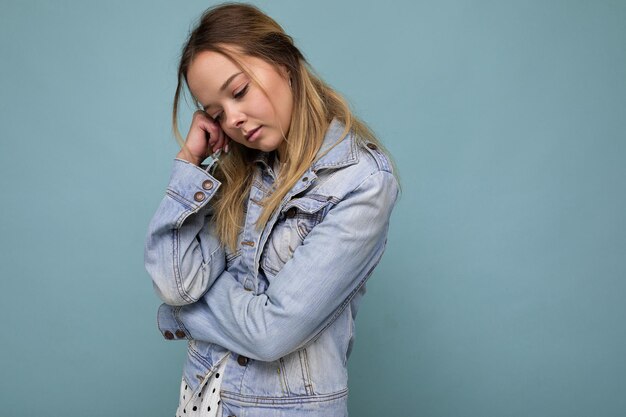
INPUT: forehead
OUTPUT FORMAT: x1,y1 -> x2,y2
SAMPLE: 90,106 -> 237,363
186,50 -> 279,107
186,50 -> 240,97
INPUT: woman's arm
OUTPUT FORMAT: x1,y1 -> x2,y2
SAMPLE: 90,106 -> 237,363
144,158 -> 225,306
157,170 -> 399,361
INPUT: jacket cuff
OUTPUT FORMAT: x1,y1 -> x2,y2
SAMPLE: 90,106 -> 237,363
157,303 -> 189,341
166,158 -> 221,210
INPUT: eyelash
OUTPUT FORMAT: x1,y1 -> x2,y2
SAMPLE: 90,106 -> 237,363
211,84 -> 249,122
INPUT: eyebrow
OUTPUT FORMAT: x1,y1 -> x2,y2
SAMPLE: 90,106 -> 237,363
202,72 -> 243,111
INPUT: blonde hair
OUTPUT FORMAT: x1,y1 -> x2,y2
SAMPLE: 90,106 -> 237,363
172,2 -> 399,252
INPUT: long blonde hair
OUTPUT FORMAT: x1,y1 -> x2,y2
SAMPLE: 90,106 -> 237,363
172,2 -> 399,252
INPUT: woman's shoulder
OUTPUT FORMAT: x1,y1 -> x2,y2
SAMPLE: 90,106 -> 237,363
352,136 -> 395,176
312,123 -> 397,199
314,119 -> 393,170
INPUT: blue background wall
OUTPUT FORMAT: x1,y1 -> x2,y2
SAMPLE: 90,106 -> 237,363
1,1 -> 624,416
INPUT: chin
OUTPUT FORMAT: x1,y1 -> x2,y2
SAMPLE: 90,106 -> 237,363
258,139 -> 283,152
258,144 -> 279,153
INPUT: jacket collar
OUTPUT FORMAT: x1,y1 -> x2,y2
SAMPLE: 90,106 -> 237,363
252,118 -> 359,173
311,118 -> 359,172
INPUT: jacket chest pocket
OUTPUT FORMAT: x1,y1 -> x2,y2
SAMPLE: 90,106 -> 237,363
261,194 -> 334,277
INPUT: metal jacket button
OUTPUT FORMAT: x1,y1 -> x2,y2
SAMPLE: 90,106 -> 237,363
194,191 -> 205,202
241,240 -> 255,247
285,207 -> 297,218
366,142 -> 378,150
175,330 -> 186,339
163,330 -> 174,340
202,180 -> 214,190
237,355 -> 249,366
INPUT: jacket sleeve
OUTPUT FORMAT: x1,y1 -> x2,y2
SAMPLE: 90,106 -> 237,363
157,170 -> 399,361
144,158 -> 225,306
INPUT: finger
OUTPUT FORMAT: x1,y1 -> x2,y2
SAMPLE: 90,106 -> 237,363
206,119 -> 222,145
200,120 -> 217,146
193,110 -> 210,127
222,134 -> 232,153
206,121 -> 223,152
207,127 -> 216,146
214,128 -> 226,152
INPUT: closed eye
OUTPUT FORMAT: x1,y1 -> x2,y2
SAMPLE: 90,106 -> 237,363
234,84 -> 248,99
210,84 -> 249,122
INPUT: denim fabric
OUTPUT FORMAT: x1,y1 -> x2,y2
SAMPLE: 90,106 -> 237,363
144,118 -> 399,416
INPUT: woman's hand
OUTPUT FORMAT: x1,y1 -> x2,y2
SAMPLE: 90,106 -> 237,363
176,110 -> 230,166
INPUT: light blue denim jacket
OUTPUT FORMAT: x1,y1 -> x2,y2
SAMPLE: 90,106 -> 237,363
144,118 -> 399,417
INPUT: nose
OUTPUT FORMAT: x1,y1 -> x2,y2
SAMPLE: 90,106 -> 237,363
225,105 -> 246,131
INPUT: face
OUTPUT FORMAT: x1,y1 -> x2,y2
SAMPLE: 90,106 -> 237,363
186,48 -> 293,155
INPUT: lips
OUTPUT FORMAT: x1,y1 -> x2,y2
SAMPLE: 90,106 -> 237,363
245,126 -> 261,141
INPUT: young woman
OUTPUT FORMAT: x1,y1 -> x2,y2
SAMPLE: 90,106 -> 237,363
144,3 -> 400,416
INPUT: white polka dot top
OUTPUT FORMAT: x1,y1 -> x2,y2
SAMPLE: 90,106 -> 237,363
175,353 -> 229,417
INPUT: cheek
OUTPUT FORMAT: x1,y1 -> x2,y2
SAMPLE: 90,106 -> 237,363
273,79 -> 293,117
252,91 -> 276,117
221,124 -> 243,143
264,89 -> 292,122
277,89 -> 293,126
225,131 -> 246,145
